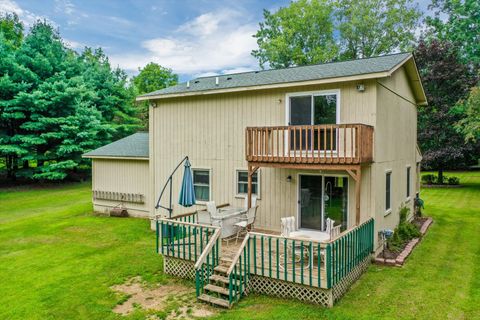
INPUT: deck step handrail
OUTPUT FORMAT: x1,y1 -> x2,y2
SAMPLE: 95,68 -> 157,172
226,234 -> 250,275
227,234 -> 251,305
194,227 -> 221,269
194,227 -> 222,298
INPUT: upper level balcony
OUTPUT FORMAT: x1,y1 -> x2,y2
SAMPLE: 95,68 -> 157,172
245,124 -> 374,166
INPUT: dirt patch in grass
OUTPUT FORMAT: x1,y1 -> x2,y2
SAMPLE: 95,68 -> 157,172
111,276 -> 215,319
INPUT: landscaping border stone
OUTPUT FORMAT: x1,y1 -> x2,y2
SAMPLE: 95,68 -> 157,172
375,217 -> 433,267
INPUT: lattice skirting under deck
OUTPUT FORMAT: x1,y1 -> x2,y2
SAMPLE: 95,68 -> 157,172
332,256 -> 370,303
163,255 -> 371,306
248,276 -> 334,307
164,256 -> 195,280
248,256 -> 371,307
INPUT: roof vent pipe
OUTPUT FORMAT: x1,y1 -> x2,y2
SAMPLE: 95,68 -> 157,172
215,77 -> 219,86
186,81 -> 190,88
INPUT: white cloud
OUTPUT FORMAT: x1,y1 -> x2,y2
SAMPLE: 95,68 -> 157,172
0,0 -> 47,26
54,0 -> 75,15
64,38 -> 84,49
110,8 -> 259,77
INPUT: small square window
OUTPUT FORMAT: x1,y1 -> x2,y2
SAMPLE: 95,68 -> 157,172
236,170 -> 259,196
193,169 -> 210,202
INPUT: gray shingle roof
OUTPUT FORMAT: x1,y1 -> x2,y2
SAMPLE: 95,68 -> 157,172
83,132 -> 149,159
139,53 -> 411,98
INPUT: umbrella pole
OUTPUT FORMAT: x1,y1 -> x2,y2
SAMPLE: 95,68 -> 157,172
155,156 -> 189,216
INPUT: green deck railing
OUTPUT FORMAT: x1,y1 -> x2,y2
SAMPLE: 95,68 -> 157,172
248,218 -> 374,289
170,211 -> 198,224
156,218 -> 219,263
248,232 -> 329,288
329,218 -> 374,287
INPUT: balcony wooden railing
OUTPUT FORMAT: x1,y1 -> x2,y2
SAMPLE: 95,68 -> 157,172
245,124 -> 373,165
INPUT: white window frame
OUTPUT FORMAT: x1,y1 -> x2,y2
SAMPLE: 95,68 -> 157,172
192,167 -> 212,204
235,168 -> 261,199
285,89 -> 341,126
285,90 -> 341,155
385,169 -> 392,216
406,165 -> 411,202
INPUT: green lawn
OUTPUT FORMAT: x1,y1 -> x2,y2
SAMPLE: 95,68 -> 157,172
1,173 -> 479,319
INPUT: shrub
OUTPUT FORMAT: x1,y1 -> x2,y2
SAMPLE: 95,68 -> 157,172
447,176 -> 460,185
387,204 -> 421,252
421,174 -> 436,184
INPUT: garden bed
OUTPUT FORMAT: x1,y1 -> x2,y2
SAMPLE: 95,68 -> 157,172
421,184 -> 463,188
375,217 -> 433,266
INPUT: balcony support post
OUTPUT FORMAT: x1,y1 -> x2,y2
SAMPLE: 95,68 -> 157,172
346,166 -> 361,226
247,164 -> 259,208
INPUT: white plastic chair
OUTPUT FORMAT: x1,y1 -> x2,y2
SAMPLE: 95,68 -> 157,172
243,195 -> 257,210
325,218 -> 341,240
281,216 -> 297,237
203,201 -> 222,227
234,205 -> 258,243
279,216 -> 310,270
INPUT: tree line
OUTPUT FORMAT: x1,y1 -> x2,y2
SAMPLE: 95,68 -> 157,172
0,14 -> 177,182
1,0 -> 478,183
252,0 -> 479,182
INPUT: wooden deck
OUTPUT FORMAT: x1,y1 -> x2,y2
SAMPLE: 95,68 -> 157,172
162,228 -> 329,289
245,124 -> 373,166
222,233 -> 328,288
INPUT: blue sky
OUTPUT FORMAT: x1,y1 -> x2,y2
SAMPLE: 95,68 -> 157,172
1,0 -> 432,80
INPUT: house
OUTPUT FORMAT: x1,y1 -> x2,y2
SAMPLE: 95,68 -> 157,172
82,132 -> 150,217
88,53 -> 427,308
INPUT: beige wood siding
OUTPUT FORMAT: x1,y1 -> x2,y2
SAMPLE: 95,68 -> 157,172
151,80 -> 377,231
373,66 -> 418,251
92,159 -> 150,217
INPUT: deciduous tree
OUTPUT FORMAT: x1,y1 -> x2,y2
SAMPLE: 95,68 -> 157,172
251,0 -> 421,68
426,0 -> 480,67
132,62 -> 178,126
252,0 -> 338,68
415,39 -> 478,182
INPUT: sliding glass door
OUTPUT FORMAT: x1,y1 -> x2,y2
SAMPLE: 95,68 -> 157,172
323,176 -> 348,231
288,92 -> 338,151
299,175 -> 348,231
299,175 -> 323,230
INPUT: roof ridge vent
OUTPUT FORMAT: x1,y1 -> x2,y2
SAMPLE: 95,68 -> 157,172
215,76 -> 219,86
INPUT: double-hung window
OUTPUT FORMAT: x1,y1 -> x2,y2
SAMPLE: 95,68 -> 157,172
236,170 -> 259,197
192,169 -> 210,202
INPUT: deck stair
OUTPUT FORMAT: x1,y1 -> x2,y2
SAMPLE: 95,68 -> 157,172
198,256 -> 236,308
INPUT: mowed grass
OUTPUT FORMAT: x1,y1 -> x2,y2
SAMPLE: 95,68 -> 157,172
0,172 -> 479,319
0,183 -> 167,320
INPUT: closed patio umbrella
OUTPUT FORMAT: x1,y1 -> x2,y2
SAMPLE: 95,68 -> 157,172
178,158 -> 196,207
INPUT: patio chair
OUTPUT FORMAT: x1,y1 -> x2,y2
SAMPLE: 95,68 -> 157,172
279,216 -> 310,271
233,205 -> 258,244
325,218 -> 341,240
243,195 -> 257,210
197,201 -> 222,227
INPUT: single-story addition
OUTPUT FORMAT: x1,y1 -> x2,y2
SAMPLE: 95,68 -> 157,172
82,132 -> 150,217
